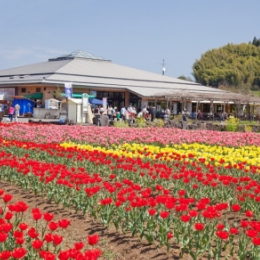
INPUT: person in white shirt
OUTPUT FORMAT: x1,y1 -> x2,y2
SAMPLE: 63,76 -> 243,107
120,107 -> 126,120
14,103 -> 20,121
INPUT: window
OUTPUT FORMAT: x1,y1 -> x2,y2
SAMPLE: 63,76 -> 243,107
36,87 -> 41,93
21,88 -> 26,93
108,92 -> 114,98
102,92 -> 108,97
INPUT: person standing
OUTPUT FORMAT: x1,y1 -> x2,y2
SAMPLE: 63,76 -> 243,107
151,107 -> 156,122
14,103 -> 20,121
182,109 -> 187,122
120,106 -> 126,121
8,105 -> 15,122
107,105 -> 113,120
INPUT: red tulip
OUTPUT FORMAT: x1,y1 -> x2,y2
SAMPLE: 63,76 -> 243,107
148,209 -> 157,216
245,210 -> 254,218
0,251 -> 11,259
4,212 -> 13,220
160,211 -> 169,219
189,210 -> 198,218
84,248 -> 102,259
194,223 -> 204,231
231,204 -> 241,212
74,241 -> 84,250
3,194 -> 12,203
13,230 -> 23,239
216,223 -> 225,230
58,219 -> 70,229
178,190 -> 186,197
39,250 -> 56,260
52,234 -> 63,246
43,212 -> 54,222
48,222 -> 59,231
180,215 -> 191,223
100,198 -> 113,205
167,231 -> 173,239
44,233 -> 53,243
0,232 -> 8,242
230,227 -> 239,235
32,239 -> 44,250
87,234 -> 99,245
19,223 -> 28,231
27,228 -> 38,239
216,231 -> 229,240
12,247 -> 27,259
246,229 -> 258,238
33,212 -> 42,221
252,237 -> 260,246
2,223 -> 13,233
15,237 -> 25,245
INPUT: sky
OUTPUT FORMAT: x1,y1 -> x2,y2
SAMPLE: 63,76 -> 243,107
0,0 -> 259,80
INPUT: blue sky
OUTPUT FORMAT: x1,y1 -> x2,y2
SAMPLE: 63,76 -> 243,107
0,0 -> 259,79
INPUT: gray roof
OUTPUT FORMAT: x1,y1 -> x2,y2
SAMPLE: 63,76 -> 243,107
0,50 -> 227,98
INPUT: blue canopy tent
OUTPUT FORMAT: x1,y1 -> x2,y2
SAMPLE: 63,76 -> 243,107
12,98 -> 34,115
89,98 -> 103,105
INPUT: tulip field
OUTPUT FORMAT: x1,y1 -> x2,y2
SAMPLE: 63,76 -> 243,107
1,123 -> 260,259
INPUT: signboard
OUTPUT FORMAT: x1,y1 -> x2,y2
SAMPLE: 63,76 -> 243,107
82,93 -> 88,113
64,83 -> 73,98
90,91 -> 97,98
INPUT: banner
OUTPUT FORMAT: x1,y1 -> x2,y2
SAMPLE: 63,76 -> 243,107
102,97 -> 107,111
82,93 -> 88,113
64,83 -> 72,98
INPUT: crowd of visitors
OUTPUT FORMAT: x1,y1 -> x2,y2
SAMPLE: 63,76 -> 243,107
92,104 -> 173,124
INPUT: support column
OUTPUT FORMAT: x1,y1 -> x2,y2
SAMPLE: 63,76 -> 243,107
252,103 -> 255,121
210,100 -> 213,114
195,100 -> 199,122
125,91 -> 130,108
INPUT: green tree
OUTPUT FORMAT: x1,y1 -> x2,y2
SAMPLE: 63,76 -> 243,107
192,43 -> 260,89
177,75 -> 193,82
252,36 -> 260,47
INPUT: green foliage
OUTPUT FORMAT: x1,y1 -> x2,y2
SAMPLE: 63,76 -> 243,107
113,120 -> 129,128
226,117 -> 239,132
245,125 -> 252,132
151,119 -> 165,127
135,117 -> 147,128
252,90 -> 260,97
177,75 -> 193,82
252,36 -> 260,47
192,43 -> 260,88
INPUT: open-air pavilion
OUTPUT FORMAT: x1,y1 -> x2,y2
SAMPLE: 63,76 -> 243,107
151,90 -> 260,120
